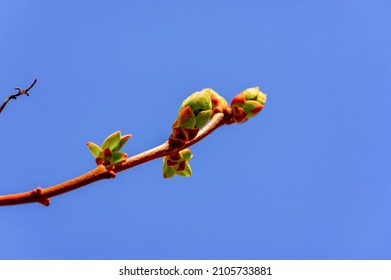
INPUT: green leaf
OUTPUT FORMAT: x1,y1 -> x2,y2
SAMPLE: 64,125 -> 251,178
101,131 -> 121,151
114,134 -> 132,152
86,142 -> 102,158
110,152 -> 127,164
163,159 -> 176,178
195,110 -> 212,128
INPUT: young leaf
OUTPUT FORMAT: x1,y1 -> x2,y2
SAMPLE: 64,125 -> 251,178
86,142 -> 102,158
114,134 -> 132,152
101,131 -> 121,151
111,152 -> 128,164
163,158 -> 176,178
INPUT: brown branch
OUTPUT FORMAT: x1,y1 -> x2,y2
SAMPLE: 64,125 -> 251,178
0,79 -> 38,114
0,113 -> 226,207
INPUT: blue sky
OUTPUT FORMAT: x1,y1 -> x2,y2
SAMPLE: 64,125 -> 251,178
1,0 -> 390,259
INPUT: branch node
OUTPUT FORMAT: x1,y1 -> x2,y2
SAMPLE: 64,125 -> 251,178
168,139 -> 185,150
30,187 -> 50,206
31,187 -> 43,197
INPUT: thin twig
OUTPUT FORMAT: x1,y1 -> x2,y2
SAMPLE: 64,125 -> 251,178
0,113 -> 226,207
0,79 -> 37,114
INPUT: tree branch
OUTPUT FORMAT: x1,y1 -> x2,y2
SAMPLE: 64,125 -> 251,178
0,113 -> 226,207
0,79 -> 37,114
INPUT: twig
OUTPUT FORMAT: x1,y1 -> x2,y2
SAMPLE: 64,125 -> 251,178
0,79 -> 37,114
0,113 -> 226,207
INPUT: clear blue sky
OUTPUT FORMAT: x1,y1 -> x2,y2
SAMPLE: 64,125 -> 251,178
1,0 -> 390,259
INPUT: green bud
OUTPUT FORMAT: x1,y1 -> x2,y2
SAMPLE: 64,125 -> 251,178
179,148 -> 193,161
88,131 -> 131,166
180,88 -> 213,113
162,149 -> 194,178
230,87 -> 267,123
177,88 -> 214,129
173,88 -> 215,145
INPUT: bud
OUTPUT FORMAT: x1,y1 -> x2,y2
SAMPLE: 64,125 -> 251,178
162,148 -> 193,178
166,88 -> 228,178
171,89 -> 216,146
179,148 -> 192,161
87,131 -> 131,165
180,89 -> 213,113
178,88 -> 213,129
230,87 -> 267,123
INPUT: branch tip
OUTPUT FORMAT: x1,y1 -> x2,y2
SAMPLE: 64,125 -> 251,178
0,78 -> 38,114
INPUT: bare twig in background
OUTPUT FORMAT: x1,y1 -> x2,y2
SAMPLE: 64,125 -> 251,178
0,79 -> 37,114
